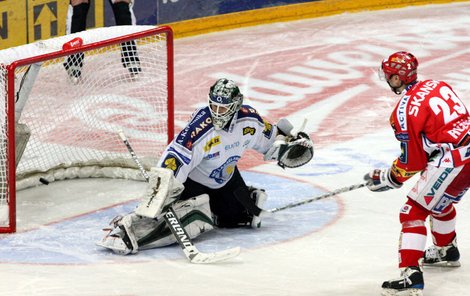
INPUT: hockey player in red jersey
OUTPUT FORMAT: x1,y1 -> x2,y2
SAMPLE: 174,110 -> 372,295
364,51 -> 470,296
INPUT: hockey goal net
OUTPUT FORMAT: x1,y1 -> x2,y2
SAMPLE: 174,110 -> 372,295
0,25 -> 174,233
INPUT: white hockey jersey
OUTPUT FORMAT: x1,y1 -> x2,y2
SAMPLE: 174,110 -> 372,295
157,105 -> 278,189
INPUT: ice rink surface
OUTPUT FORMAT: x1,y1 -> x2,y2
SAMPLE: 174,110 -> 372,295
2,2 -> 470,295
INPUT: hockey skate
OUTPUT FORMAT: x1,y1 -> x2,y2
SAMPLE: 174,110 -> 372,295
65,66 -> 82,84
121,41 -> 141,77
63,53 -> 84,84
126,61 -> 142,77
96,226 -> 133,255
423,237 -> 460,267
96,214 -> 138,255
381,266 -> 424,296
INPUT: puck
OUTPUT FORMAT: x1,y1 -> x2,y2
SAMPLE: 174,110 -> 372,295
39,177 -> 49,185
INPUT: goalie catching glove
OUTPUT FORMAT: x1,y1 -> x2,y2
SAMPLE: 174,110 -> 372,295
364,168 -> 403,192
264,131 -> 314,168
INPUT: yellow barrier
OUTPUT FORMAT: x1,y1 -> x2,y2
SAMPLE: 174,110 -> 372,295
0,0 -> 103,50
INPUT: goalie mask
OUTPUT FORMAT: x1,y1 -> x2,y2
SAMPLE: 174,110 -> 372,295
208,78 -> 243,130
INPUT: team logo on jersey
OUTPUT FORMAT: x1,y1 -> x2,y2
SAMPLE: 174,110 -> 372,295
209,155 -> 240,184
262,119 -> 273,138
203,136 -> 221,152
243,127 -> 256,135
161,153 -> 183,174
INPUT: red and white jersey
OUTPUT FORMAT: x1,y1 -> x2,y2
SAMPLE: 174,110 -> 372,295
389,79 -> 470,183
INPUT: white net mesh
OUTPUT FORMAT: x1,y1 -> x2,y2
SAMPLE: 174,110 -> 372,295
0,25 -> 173,231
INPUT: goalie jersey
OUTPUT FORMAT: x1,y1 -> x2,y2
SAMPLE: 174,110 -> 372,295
157,105 -> 277,188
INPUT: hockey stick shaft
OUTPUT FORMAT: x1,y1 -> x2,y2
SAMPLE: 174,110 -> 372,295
118,131 -> 150,182
267,182 -> 367,213
117,131 -> 240,263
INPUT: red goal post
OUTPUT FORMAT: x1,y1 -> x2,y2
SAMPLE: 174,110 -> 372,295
0,25 -> 174,233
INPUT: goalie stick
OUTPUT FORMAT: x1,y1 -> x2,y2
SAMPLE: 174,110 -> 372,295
265,182 -> 368,214
118,131 -> 240,264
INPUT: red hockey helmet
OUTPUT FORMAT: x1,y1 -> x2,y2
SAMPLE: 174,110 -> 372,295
379,51 -> 418,84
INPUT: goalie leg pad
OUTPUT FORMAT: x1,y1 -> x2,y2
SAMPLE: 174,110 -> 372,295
138,194 -> 214,250
98,194 -> 214,254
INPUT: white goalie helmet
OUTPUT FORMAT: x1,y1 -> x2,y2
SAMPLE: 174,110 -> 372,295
208,78 -> 243,130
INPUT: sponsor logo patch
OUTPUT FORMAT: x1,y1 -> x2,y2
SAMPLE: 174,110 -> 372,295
400,204 -> 411,214
225,141 -> 240,151
396,95 -> 410,131
395,133 -> 409,141
243,127 -> 256,135
204,151 -> 220,160
399,142 -> 408,164
203,136 -> 221,152
262,119 -> 273,138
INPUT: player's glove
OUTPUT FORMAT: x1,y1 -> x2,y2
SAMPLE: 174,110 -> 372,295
364,168 -> 402,192
277,132 -> 314,168
264,132 -> 314,168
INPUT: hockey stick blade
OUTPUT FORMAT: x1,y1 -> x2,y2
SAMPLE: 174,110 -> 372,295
266,182 -> 368,213
163,208 -> 240,264
190,246 -> 241,264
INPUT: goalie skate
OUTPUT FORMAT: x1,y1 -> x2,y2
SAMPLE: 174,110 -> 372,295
96,214 -> 139,255
96,227 -> 133,255
423,237 -> 460,267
